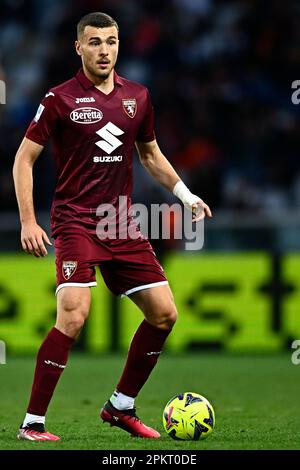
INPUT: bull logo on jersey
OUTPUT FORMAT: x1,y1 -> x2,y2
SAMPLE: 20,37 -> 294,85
62,261 -> 77,280
122,98 -> 137,118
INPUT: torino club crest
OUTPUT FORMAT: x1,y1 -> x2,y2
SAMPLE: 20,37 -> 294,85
62,261 -> 77,280
122,98 -> 137,118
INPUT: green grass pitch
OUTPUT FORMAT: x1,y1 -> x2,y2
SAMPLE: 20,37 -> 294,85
0,353 -> 299,450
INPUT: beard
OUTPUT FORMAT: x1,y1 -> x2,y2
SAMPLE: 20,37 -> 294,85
86,61 -> 114,80
96,70 -> 110,79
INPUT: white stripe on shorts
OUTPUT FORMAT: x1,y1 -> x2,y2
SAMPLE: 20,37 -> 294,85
121,281 -> 168,298
55,282 -> 97,295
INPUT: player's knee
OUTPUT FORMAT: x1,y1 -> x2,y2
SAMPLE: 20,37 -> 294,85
57,298 -> 89,337
64,313 -> 86,336
154,303 -> 178,331
57,313 -> 87,337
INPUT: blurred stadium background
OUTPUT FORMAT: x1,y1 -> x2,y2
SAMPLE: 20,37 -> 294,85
0,0 -> 300,356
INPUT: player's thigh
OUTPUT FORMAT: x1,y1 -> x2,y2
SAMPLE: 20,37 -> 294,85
56,286 -> 91,328
129,284 -> 178,328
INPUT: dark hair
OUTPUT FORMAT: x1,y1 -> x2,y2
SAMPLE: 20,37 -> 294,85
77,12 -> 119,38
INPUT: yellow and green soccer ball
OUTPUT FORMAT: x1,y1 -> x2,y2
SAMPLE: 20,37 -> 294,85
163,392 -> 215,440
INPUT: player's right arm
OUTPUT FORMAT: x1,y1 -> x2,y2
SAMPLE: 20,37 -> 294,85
13,137 -> 52,257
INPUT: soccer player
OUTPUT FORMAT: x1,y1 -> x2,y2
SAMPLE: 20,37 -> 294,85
13,12 -> 212,441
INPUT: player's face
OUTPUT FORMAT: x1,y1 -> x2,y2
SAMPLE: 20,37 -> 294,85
75,26 -> 119,80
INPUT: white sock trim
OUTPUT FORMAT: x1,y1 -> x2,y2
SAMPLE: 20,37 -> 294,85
22,413 -> 45,428
110,391 -> 135,410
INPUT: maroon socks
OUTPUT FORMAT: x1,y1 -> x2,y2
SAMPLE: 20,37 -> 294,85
117,320 -> 172,398
27,327 -> 74,416
25,320 -> 171,419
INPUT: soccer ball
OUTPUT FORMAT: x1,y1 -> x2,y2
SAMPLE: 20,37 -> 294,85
162,392 -> 215,440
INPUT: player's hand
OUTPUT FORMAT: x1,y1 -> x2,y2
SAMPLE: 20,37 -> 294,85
191,198 -> 212,222
21,222 -> 52,257
173,182 -> 212,222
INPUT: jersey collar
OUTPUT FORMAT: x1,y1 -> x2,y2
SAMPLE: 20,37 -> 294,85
76,68 -> 124,90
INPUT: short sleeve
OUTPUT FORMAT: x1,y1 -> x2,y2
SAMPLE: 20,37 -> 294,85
136,89 -> 155,143
26,91 -> 59,146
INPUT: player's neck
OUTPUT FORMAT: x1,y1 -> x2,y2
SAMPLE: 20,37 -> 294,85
83,66 -> 115,95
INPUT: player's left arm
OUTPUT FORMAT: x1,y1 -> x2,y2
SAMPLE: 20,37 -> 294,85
135,139 -> 212,221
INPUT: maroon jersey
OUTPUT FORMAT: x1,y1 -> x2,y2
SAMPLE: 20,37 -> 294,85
26,68 -> 155,237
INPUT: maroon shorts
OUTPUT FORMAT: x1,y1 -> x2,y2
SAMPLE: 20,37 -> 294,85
54,228 -> 168,296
